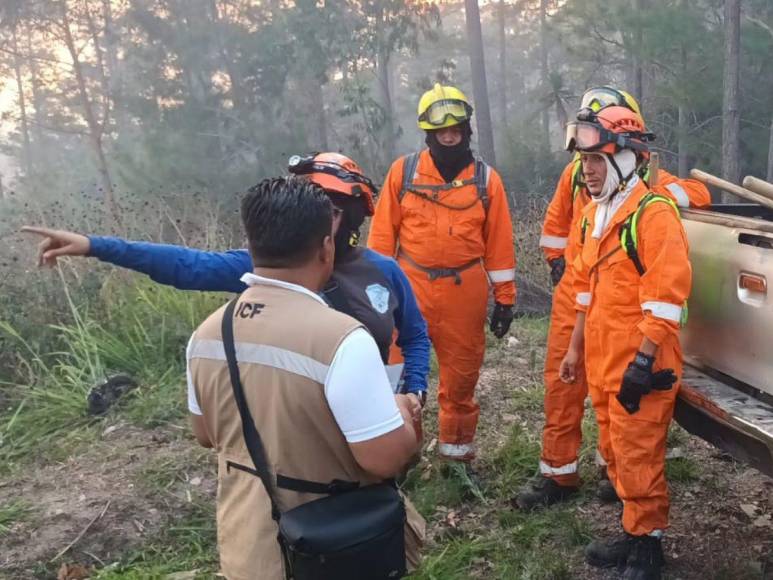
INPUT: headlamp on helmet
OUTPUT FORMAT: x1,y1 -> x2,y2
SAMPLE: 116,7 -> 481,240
287,152 -> 377,215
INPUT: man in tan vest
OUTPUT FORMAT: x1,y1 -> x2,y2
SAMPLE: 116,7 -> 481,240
186,176 -> 425,580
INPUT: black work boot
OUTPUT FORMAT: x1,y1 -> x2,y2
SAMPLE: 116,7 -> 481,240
623,535 -> 665,580
514,476 -> 578,511
597,477 -> 621,503
585,533 -> 634,568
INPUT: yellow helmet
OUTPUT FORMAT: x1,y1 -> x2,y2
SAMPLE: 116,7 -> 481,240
579,86 -> 644,125
417,83 -> 473,131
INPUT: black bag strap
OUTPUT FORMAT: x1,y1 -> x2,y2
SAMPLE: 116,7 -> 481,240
277,474 -> 360,495
221,298 -> 282,523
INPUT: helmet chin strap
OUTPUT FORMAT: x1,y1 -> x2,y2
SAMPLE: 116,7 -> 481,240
607,152 -> 624,182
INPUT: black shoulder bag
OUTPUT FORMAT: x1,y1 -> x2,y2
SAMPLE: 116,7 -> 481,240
220,299 -> 408,580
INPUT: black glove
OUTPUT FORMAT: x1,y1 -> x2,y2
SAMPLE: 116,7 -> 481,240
549,256 -> 566,287
616,352 -> 677,415
489,302 -> 514,338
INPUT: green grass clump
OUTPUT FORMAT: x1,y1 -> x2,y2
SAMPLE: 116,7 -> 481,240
666,456 -> 701,483
0,500 -> 33,535
0,277 -> 225,472
415,505 -> 589,579
509,381 -> 546,412
93,498 -> 217,579
402,463 -> 471,518
489,424 -> 542,495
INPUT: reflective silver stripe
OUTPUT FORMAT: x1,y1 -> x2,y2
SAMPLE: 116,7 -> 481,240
539,460 -> 578,476
438,443 -> 475,458
188,338 -> 329,384
487,268 -> 516,283
595,449 -> 608,466
641,301 -> 682,322
385,363 -> 404,393
665,183 -> 689,208
576,292 -> 591,306
539,235 -> 569,249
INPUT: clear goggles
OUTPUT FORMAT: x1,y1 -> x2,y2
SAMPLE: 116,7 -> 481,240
564,121 -> 651,153
418,99 -> 473,127
580,87 -> 629,113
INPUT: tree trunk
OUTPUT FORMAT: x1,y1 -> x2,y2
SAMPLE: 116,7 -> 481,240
312,80 -> 329,151
767,117 -> 773,182
103,0 -> 127,135
60,0 -> 117,216
372,4 -> 396,165
375,43 -> 396,166
11,26 -> 31,177
721,0 -> 741,201
678,105 -> 689,178
539,0 -> 550,152
299,70 -> 329,151
465,0 -> 497,164
26,25 -> 45,149
677,13 -> 688,179
632,0 -> 645,102
497,0 -> 507,133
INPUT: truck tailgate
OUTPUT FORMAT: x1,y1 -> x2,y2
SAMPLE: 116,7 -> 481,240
682,212 -> 773,397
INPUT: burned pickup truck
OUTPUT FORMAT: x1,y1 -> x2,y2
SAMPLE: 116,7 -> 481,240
677,172 -> 773,478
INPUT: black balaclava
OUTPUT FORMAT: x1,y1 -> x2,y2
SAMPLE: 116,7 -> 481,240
327,192 -> 368,262
425,121 -> 474,183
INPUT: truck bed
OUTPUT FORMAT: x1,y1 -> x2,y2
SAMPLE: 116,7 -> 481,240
677,204 -> 773,474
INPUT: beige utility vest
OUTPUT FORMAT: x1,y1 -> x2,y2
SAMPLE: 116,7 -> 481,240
188,283 -> 384,580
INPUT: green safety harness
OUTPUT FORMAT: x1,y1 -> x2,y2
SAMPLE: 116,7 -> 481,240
580,191 -> 688,326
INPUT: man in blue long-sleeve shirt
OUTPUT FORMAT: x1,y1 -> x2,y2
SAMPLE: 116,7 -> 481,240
23,153 -> 430,404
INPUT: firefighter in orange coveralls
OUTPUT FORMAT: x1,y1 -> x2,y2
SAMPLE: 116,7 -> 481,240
368,84 -> 516,462
558,105 -> 691,580
516,87 -> 710,510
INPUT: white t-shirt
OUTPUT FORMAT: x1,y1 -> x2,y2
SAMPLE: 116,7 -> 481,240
187,274 -> 404,444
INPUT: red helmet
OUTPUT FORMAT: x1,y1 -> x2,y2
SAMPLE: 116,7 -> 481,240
565,106 -> 653,155
288,152 -> 376,216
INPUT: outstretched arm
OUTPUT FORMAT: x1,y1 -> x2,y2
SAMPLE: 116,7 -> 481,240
22,226 -> 252,293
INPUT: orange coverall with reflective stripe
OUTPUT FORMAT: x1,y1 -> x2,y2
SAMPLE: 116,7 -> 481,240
368,150 -> 516,454
539,159 -> 709,485
572,178 -> 692,535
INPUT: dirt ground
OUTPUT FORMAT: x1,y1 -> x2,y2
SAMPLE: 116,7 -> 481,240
1,321 -> 771,579
0,425 -> 217,579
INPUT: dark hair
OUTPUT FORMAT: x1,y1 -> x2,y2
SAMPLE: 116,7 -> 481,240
241,176 -> 334,267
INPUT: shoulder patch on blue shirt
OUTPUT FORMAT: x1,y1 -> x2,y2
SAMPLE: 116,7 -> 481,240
365,283 -> 390,314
